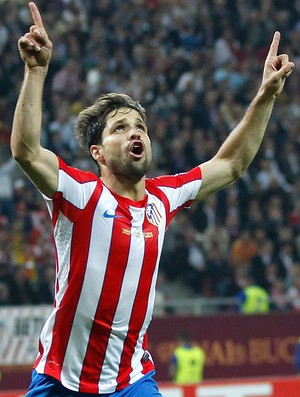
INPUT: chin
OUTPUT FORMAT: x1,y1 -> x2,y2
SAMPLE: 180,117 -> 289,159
126,163 -> 149,181
110,156 -> 151,181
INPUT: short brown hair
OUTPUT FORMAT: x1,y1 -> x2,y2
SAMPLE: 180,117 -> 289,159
75,93 -> 147,152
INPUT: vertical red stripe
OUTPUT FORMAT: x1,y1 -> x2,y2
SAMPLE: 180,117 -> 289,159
140,332 -> 155,374
43,184 -> 102,380
116,218 -> 158,389
79,205 -> 132,393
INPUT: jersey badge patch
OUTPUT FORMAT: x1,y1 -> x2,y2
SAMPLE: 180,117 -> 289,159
146,203 -> 162,227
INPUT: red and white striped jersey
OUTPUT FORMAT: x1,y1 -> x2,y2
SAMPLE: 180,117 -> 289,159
34,157 -> 202,393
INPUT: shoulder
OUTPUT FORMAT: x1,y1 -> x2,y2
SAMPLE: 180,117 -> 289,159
147,167 -> 202,189
58,156 -> 99,184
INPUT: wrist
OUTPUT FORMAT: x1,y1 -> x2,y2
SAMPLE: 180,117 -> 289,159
25,64 -> 48,78
255,86 -> 277,104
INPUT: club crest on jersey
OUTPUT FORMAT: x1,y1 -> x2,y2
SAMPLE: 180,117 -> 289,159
146,203 -> 162,227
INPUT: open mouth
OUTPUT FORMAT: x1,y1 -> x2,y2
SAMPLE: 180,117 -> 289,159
129,141 -> 144,160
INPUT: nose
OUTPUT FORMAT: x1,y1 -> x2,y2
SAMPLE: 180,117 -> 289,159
128,128 -> 141,140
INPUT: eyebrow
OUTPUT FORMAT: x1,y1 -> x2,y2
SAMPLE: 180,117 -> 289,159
109,118 -> 146,128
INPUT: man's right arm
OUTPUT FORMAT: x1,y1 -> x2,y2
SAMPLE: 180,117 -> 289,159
11,2 -> 58,198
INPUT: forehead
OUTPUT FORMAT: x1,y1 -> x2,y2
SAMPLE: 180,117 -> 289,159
105,107 -> 144,127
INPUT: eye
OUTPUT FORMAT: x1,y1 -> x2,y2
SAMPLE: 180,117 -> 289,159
137,124 -> 146,133
115,125 -> 125,132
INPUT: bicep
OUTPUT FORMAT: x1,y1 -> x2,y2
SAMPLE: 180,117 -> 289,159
18,148 -> 59,197
196,158 -> 236,201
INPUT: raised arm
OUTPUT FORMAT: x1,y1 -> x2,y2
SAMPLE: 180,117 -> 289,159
11,2 -> 58,197
196,31 -> 294,201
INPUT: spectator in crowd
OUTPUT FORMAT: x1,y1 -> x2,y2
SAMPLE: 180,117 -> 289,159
229,229 -> 258,268
269,277 -> 291,312
235,274 -> 270,314
169,329 -> 206,384
287,272 -> 300,311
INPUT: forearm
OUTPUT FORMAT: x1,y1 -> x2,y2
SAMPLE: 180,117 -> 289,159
216,88 -> 276,178
11,66 -> 47,163
197,32 -> 293,202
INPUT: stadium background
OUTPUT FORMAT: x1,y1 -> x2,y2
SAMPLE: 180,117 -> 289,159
1,0 -> 300,395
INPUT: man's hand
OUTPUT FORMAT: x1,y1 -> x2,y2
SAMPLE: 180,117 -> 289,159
18,2 -> 52,69
261,31 -> 294,98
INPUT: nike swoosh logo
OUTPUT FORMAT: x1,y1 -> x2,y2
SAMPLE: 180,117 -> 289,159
103,210 -> 124,219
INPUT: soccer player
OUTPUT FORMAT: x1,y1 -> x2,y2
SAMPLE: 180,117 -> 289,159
11,2 -> 294,396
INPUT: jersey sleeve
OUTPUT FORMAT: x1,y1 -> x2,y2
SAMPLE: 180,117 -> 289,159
43,156 -> 100,221
147,166 -> 202,224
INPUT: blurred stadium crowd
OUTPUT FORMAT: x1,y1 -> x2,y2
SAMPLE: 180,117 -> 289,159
1,0 -> 300,312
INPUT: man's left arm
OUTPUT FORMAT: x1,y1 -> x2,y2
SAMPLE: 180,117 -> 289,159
196,31 -> 294,202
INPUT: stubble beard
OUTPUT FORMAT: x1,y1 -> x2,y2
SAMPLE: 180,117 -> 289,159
109,153 -> 152,182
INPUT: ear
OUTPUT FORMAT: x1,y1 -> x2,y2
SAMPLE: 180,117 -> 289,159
90,144 -> 106,165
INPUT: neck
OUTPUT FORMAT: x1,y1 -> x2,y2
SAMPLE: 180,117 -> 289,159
101,173 -> 146,202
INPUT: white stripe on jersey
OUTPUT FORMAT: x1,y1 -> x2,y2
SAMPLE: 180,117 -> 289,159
54,214 -> 73,301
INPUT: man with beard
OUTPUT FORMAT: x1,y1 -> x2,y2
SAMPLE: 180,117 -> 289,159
11,2 -> 294,397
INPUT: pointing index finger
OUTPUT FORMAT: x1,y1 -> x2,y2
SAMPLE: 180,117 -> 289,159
267,31 -> 280,58
29,2 -> 44,29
